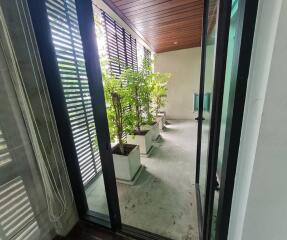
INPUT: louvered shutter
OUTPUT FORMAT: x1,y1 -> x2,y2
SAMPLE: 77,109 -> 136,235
124,31 -> 138,71
131,37 -> 138,71
102,12 -> 122,77
115,22 -> 126,74
102,11 -> 138,75
101,11 -> 140,142
45,0 -> 101,185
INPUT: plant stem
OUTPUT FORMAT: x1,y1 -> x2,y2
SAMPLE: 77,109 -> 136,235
112,92 -> 125,155
135,86 -> 141,134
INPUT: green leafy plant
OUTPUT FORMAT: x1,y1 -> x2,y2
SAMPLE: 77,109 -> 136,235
141,59 -> 155,125
100,44 -> 170,150
151,72 -> 170,116
122,68 -> 146,134
122,59 -> 171,133
102,70 -> 133,154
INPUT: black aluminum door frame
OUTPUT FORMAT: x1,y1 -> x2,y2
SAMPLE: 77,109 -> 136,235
195,0 -> 209,238
195,0 -> 232,238
75,0 -> 122,230
214,0 -> 259,239
28,0 -> 172,239
202,0 -> 231,239
27,0 -> 88,218
27,0 -> 121,231
195,0 -> 259,239
28,0 -> 259,239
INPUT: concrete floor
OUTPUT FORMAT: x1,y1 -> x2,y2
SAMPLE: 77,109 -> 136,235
86,120 -> 199,240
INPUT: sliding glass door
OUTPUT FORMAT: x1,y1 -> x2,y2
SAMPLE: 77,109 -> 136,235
27,0 -> 121,229
210,1 -> 238,238
196,0 -> 259,239
27,0 -> 259,239
198,0 -> 218,216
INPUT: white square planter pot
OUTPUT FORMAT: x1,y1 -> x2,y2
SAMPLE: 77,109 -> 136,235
127,129 -> 153,154
142,123 -> 160,141
112,144 -> 141,181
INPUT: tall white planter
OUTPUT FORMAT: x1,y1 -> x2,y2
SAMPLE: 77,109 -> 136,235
112,144 -> 141,181
142,123 -> 160,141
127,129 -> 153,154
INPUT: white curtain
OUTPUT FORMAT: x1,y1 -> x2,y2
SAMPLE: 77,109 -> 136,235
0,0 -> 78,238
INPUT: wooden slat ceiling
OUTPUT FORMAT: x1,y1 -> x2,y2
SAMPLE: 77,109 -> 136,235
101,0 -> 206,53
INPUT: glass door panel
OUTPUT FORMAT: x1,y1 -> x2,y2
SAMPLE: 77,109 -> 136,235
211,0 -> 239,238
199,0 -> 218,214
32,0 -> 111,222
47,0 -> 110,217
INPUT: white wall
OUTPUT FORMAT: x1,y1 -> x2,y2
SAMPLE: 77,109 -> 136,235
228,0 -> 287,239
154,47 -> 201,120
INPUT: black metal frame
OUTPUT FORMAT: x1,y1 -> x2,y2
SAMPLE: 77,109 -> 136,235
195,0 -> 209,237
196,0 -> 208,186
28,0 -> 259,239
121,225 -> 172,240
203,0 -> 231,239
195,0 -> 259,239
75,0 -> 122,230
28,0 -> 172,239
27,0 -> 89,217
27,0 -> 121,230
215,0 -> 259,239
195,185 -> 204,240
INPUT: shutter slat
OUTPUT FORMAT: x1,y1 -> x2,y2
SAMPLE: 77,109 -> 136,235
102,11 -> 138,75
46,0 -> 101,185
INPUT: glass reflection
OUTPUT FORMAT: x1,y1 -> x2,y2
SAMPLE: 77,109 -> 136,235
199,0 -> 218,214
211,0 -> 238,238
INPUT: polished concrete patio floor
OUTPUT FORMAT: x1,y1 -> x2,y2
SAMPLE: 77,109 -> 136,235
86,120 -> 199,240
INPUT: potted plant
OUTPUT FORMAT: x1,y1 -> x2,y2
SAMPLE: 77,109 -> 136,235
102,70 -> 141,182
140,59 -> 161,141
123,67 -> 153,155
151,72 -> 170,130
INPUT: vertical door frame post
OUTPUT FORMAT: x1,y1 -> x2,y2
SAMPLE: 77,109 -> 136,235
75,0 -> 121,230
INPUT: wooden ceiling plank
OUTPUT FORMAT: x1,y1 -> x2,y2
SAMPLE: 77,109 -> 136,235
156,43 -> 200,53
144,31 -> 202,39
130,5 -> 203,24
127,3 -> 202,21
118,0 -> 169,12
133,13 -> 202,29
100,0 -> 154,50
114,0 -> 155,7
104,0 -> 205,53
123,0 -> 202,17
154,40 -> 201,46
154,36 -> 201,42
147,34 -> 201,41
136,19 -> 202,32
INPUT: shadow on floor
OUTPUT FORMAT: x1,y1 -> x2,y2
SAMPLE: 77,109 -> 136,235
86,120 -> 200,240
